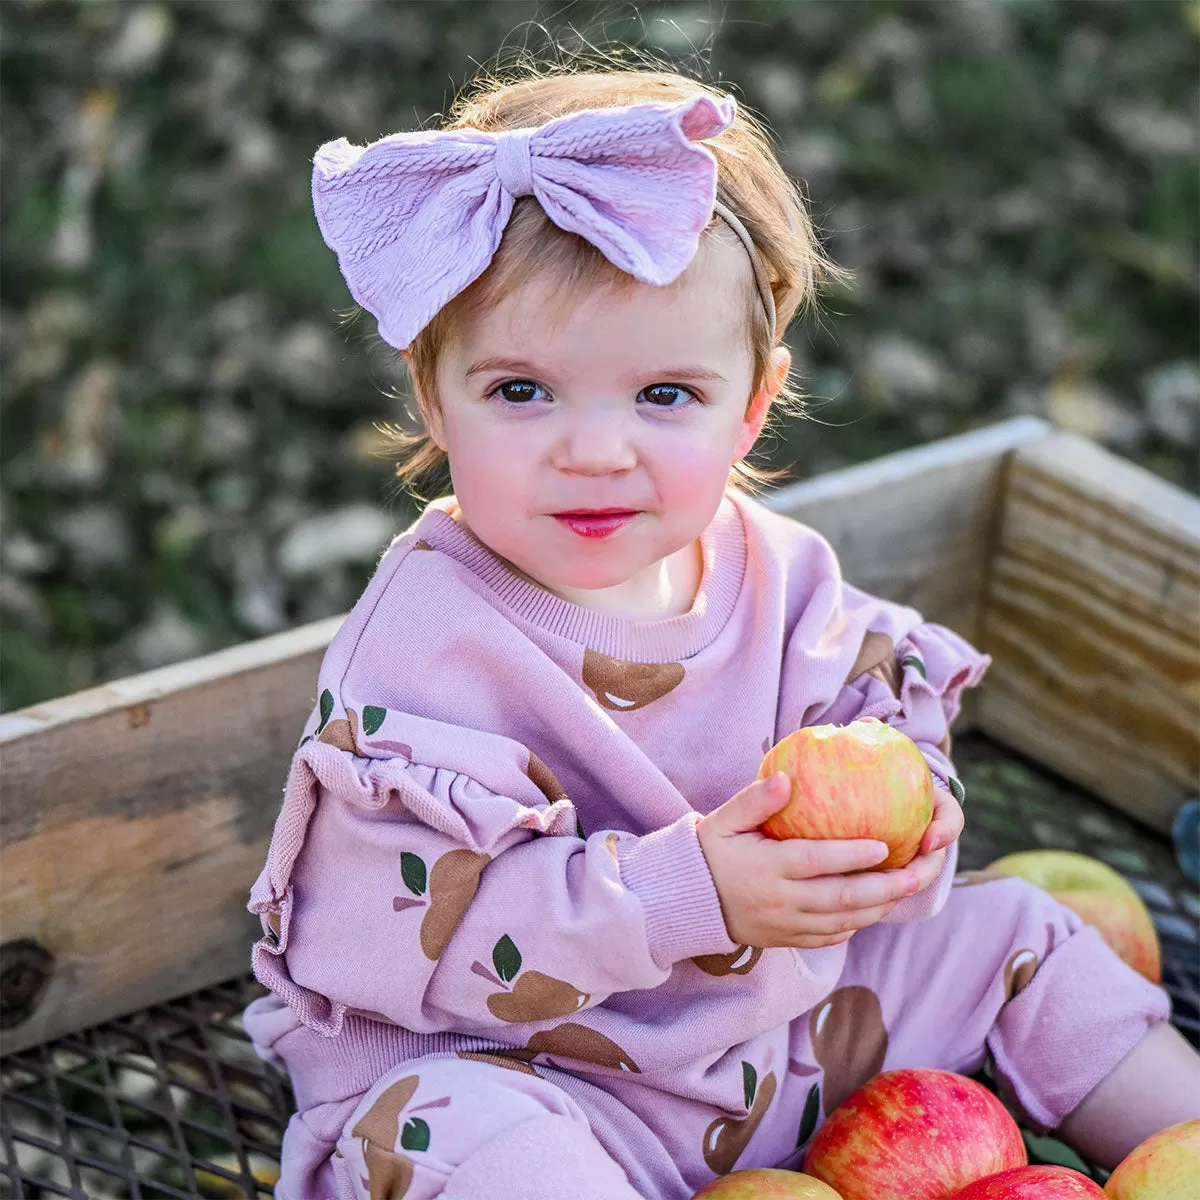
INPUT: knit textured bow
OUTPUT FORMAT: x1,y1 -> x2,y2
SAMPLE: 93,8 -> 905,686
311,94 -> 737,349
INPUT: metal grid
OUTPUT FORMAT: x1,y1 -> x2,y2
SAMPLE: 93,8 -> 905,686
2,732 -> 1197,1198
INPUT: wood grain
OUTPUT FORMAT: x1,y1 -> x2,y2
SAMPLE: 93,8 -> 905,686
976,432 -> 1200,833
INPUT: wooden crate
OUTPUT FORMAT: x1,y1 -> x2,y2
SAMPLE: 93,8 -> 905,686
1,417 -> 1197,1195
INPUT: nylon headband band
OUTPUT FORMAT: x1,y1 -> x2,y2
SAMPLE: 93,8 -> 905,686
712,200 -> 777,346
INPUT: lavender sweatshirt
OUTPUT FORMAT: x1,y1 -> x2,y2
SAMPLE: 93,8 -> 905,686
248,487 -> 990,1111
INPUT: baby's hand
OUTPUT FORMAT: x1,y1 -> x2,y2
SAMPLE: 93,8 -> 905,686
696,772 -> 923,950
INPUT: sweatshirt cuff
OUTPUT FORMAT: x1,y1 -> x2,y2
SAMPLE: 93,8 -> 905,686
618,812 -> 739,969
881,837 -> 959,924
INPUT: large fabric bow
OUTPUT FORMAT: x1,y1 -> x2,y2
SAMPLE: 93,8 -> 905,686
311,94 -> 737,350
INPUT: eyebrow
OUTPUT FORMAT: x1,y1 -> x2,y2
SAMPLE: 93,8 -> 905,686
464,356 -> 728,383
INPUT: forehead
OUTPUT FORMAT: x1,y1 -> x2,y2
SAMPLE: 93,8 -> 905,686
446,231 -> 756,372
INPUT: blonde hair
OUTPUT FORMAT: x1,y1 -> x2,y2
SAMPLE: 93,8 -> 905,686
352,59 -> 852,501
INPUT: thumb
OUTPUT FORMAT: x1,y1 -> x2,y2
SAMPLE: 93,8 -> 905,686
715,772 -> 792,836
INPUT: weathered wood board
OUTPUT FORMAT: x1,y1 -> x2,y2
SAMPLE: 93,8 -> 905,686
976,431 -> 1200,834
0,617 -> 342,1056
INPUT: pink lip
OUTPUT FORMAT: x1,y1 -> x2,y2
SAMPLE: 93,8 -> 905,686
553,512 -> 637,539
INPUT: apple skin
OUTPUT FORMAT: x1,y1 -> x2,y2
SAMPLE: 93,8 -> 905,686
757,723 -> 934,870
951,1166 -> 1106,1197
984,850 -> 1161,983
691,1168 -> 844,1198
1104,1119 -> 1200,1199
804,1068 -> 1026,1200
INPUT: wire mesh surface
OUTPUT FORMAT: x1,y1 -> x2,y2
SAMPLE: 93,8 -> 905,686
2,732 -> 1197,1198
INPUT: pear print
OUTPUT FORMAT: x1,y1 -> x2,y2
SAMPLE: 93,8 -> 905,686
702,1061 -> 776,1175
605,832 -> 620,860
809,986 -> 889,1115
691,945 -> 763,977
351,1075 -> 421,1200
391,849 -> 491,961
413,539 -> 434,551
524,1022 -> 640,1072
471,935 -> 590,1023
844,630 -> 900,694
319,702 -> 361,754
526,752 -> 569,803
1003,948 -> 1040,1000
455,1051 -> 540,1077
581,649 -> 685,712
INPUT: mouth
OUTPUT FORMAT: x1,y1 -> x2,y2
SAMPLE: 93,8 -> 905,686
552,511 -> 639,539
552,509 -> 639,517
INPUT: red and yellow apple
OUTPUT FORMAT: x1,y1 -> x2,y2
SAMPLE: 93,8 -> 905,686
757,722 -> 934,870
984,850 -> 1161,983
952,1166 -> 1106,1197
1104,1119 -> 1200,1199
691,1168 -> 844,1198
804,1068 -> 1026,1200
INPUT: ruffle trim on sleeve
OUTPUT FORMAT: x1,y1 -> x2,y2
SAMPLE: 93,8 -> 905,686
247,732 -> 578,1038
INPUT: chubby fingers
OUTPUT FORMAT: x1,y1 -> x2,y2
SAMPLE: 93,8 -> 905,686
920,787 -> 965,855
789,867 -> 920,916
904,846 -> 947,894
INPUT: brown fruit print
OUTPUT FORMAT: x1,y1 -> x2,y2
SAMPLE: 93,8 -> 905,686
392,849 -> 491,961
809,986 -> 889,1115
702,1062 -> 776,1175
581,649 -> 685,712
413,539 -> 434,551
605,832 -> 620,860
1003,948 -> 1040,1000
320,705 -> 361,754
691,945 -> 763,976
455,1051 -> 540,1077
526,752 -> 569,803
473,934 -> 590,1023
352,1075 -> 421,1200
525,1022 -> 640,1072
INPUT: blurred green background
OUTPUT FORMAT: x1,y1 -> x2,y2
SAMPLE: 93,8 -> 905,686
2,0 -> 1197,712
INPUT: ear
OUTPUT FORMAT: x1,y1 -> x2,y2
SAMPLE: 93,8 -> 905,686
733,347 -> 790,463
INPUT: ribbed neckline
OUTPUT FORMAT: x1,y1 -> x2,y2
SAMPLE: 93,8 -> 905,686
410,492 -> 748,662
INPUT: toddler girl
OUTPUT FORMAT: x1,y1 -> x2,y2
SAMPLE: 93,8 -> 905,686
244,65 -> 1199,1200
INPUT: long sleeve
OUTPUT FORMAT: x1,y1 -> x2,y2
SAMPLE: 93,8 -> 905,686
248,707 -> 738,1040
812,617 -> 992,924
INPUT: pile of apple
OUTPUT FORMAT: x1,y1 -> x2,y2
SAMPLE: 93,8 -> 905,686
686,723 -> 1195,1199
692,1087 -> 1199,1197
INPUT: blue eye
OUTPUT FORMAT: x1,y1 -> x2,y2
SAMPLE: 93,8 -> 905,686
639,384 -> 697,408
493,380 -> 548,405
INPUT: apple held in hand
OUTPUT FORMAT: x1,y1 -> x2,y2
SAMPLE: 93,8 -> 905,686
984,851 -> 1161,983
691,1167 -> 844,1198
758,722 -> 934,870
804,1068 -> 1026,1200
1104,1119 -> 1200,1199
952,1166 -> 1105,1197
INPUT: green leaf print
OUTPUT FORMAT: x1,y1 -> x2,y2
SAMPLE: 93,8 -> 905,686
796,1083 -> 820,1148
900,654 -> 927,680
948,776 -> 967,805
362,705 -> 386,735
575,812 -> 585,840
400,1117 -> 430,1153
493,934 -> 522,983
317,689 -> 334,733
742,1061 -> 757,1110
400,852 -> 427,896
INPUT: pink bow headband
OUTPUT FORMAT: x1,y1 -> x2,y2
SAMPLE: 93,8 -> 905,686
311,93 -> 777,351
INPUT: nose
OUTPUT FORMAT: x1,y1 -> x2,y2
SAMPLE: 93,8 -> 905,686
551,407 -> 638,476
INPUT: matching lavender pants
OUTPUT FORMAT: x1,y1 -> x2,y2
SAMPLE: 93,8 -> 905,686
284,876 -> 1169,1200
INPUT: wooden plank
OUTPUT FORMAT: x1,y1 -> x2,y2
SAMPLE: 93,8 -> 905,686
0,617 -> 343,1056
763,416 -> 1053,645
0,418 -> 1052,1054
976,431 -> 1200,833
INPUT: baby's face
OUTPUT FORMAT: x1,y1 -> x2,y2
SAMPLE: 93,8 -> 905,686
428,233 -> 786,611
